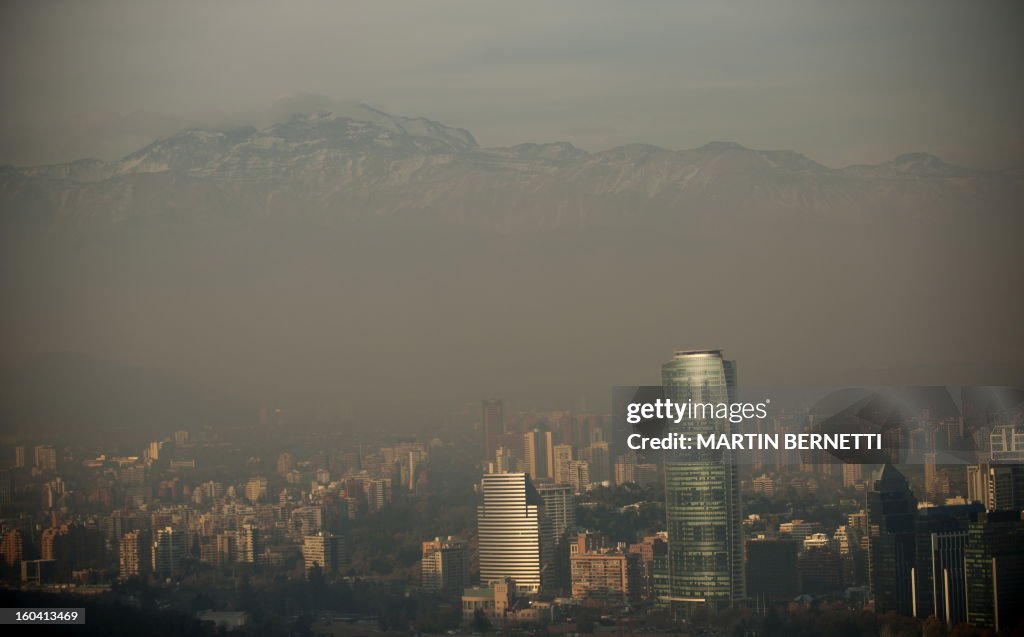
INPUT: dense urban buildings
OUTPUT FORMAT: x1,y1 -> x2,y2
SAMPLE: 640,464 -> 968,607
0,382 -> 1021,635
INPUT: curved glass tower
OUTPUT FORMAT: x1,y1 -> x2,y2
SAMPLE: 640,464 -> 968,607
661,349 -> 744,614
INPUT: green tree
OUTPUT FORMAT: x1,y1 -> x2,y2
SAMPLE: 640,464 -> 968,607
472,609 -> 492,634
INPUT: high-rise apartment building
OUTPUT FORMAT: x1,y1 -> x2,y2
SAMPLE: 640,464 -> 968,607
1,529 -> 24,570
967,464 -> 989,506
215,533 -> 236,567
568,460 -> 590,494
364,478 -> 391,512
523,429 -> 553,481
420,536 -> 470,592
552,444 -> 573,485
303,532 -> 346,576
661,349 -> 743,614
245,477 -> 268,504
842,462 -> 863,489
277,452 -> 295,476
290,506 -> 324,540
119,530 -> 151,580
587,441 -> 611,485
752,474 -> 776,496
152,526 -> 186,578
237,524 -> 260,564
614,451 -> 638,486
477,471 -> 551,593
482,399 -> 505,462
535,483 -> 576,540
494,446 -> 518,473
990,425 -> 1024,462
923,452 -> 938,501
34,445 -> 57,471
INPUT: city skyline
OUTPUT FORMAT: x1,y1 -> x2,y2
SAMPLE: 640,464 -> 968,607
1,2 -> 1021,633
2,369 -> 1022,632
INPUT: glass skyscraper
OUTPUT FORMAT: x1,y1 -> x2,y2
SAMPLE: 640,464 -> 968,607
661,349 -> 743,614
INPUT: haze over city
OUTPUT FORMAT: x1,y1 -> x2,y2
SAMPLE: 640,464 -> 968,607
2,2 -> 1024,432
1,3 -> 1024,636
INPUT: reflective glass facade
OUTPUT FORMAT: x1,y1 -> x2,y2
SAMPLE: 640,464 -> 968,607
661,350 -> 743,614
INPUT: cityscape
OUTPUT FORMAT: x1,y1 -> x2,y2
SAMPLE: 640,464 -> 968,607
1,350 -> 1021,636
2,3 -> 1023,635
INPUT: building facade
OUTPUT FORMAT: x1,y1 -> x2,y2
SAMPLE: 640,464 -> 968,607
477,472 -> 551,593
119,530 -> 151,580
661,349 -> 743,614
302,532 -> 345,576
152,526 -> 186,579
421,536 -> 470,592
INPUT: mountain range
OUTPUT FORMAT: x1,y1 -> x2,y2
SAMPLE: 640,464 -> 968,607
1,105 -> 1021,435
3,104 -> 1020,231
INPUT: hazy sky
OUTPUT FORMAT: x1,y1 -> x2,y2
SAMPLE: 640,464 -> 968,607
2,1 -> 1023,422
2,0 -> 1023,168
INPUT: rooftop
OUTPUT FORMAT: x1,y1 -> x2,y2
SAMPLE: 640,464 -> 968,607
672,349 -> 723,359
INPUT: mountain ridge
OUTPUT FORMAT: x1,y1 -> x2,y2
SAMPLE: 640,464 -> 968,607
1,105 -> 1020,233
1,106 -> 1020,428
5,106 -> 997,181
